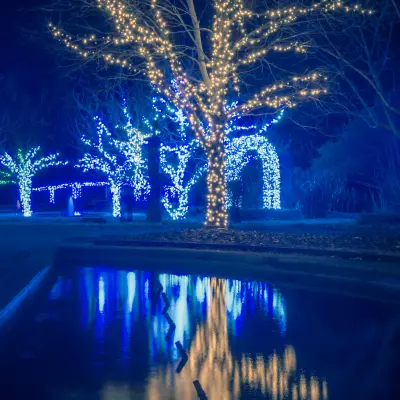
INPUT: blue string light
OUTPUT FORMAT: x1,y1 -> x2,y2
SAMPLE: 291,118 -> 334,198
76,102 -> 150,217
0,147 -> 67,216
33,181 -> 109,203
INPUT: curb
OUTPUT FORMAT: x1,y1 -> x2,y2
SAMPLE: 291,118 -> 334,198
0,266 -> 53,337
91,237 -> 400,264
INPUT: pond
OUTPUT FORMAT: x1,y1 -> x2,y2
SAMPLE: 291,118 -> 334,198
0,266 -> 399,399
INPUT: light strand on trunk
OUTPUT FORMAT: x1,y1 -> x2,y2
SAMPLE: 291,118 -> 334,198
0,147 -> 67,217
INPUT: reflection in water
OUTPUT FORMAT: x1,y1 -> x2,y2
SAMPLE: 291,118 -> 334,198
127,272 -> 136,313
98,276 -> 105,314
78,269 -> 327,399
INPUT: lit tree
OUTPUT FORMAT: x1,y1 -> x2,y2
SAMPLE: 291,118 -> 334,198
0,147 -> 67,216
160,141 -> 206,219
145,90 -> 206,219
50,0 -> 371,227
114,101 -> 151,200
77,105 -> 149,217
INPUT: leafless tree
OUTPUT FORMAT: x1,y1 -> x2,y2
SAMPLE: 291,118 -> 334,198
48,0 -> 372,227
315,0 -> 400,137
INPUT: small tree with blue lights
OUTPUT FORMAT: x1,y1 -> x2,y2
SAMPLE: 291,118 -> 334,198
76,105 -> 150,218
144,89 -> 207,219
0,147 -> 67,216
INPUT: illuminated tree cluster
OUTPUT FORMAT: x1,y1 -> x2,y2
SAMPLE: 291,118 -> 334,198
0,147 -> 67,216
149,91 -> 282,219
50,0 -> 371,228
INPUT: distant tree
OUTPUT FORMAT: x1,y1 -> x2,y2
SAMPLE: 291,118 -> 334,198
76,102 -> 150,217
313,116 -> 400,210
0,147 -> 67,216
316,0 -> 400,137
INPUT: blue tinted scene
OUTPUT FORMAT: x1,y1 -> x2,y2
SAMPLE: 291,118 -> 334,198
1,266 -> 399,399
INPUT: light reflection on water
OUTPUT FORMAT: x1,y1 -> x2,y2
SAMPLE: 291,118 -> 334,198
76,268 -> 327,399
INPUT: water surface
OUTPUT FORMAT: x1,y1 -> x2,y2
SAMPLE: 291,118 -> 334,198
1,266 -> 399,399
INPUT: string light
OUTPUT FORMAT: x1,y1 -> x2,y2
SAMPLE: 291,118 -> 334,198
0,170 -> 13,185
50,0 -> 372,228
77,103 -> 150,218
113,100 -> 151,200
0,147 -> 67,217
226,135 -> 281,209
161,141 -> 207,220
33,181 -> 108,203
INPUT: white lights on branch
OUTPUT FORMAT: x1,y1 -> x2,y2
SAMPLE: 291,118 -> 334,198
147,91 -> 205,220
0,147 -> 67,217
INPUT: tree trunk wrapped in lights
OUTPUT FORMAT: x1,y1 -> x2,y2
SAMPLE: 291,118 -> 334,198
0,147 -> 67,217
205,139 -> 228,228
49,0 -> 372,227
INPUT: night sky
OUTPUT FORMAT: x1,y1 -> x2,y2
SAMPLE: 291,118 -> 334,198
1,0 -> 74,151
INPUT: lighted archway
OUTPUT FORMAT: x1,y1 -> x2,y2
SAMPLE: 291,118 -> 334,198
226,134 -> 281,209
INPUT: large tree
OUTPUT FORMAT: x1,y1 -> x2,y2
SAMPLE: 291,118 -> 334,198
49,0 -> 371,227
